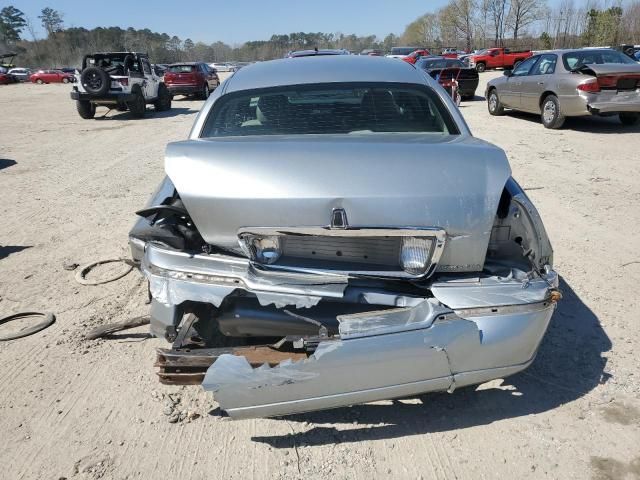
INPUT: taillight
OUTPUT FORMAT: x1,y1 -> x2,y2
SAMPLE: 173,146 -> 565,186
117,78 -> 128,86
577,78 -> 599,93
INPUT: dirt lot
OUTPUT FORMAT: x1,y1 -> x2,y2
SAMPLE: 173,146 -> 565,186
1,71 -> 639,480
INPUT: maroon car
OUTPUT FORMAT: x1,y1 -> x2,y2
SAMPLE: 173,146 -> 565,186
163,62 -> 220,99
30,69 -> 74,84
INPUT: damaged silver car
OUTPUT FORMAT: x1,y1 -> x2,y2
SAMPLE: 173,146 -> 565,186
130,56 -> 560,419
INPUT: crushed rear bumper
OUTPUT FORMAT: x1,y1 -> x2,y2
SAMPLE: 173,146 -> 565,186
140,242 -> 560,419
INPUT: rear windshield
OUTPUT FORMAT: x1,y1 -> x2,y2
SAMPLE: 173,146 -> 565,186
168,65 -> 196,73
562,50 -> 636,70
418,59 -> 447,70
201,83 -> 458,137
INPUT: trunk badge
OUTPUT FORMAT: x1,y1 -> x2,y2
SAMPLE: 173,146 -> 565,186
331,208 -> 348,229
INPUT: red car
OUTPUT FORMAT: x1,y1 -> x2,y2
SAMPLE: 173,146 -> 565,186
30,69 -> 74,84
402,49 -> 430,64
163,62 -> 220,99
0,72 -> 19,85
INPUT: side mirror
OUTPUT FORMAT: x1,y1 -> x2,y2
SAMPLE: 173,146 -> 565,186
503,69 -> 512,77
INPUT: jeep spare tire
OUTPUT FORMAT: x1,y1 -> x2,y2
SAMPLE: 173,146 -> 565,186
81,67 -> 110,96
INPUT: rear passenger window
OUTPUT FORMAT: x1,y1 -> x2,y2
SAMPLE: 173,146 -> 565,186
530,55 -> 557,75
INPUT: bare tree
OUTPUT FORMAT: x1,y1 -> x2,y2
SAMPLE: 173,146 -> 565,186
489,0 -> 509,46
441,0 -> 478,51
507,0 -> 545,42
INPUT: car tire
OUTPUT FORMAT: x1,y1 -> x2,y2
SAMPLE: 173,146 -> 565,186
201,83 -> 210,100
487,89 -> 505,116
541,94 -> 565,129
76,100 -> 96,119
36,79 -> 44,84
619,113 -> 639,126
62,77 -> 69,84
127,87 -> 146,118
154,83 -> 172,111
476,63 -> 486,73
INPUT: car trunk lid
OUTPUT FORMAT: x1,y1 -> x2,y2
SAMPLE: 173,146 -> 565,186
577,63 -> 640,91
165,68 -> 197,85
165,135 -> 511,274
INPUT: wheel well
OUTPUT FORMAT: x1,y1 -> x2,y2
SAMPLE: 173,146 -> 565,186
539,91 -> 556,108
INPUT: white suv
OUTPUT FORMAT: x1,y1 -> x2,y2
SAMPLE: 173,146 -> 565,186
71,52 -> 172,119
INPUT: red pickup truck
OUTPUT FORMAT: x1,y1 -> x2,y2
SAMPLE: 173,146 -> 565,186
469,47 -> 533,73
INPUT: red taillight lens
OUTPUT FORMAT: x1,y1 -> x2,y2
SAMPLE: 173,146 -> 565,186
117,78 -> 128,86
577,79 -> 600,93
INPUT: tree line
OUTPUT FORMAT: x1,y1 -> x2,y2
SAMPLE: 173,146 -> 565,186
401,0 -> 640,51
1,2 -> 639,69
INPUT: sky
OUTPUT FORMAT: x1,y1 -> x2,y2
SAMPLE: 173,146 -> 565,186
10,0 -> 455,44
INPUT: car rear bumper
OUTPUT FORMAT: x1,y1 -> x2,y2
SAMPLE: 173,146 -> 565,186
166,84 -> 200,95
562,90 -> 640,116
587,90 -> 640,114
135,241 -> 560,419
70,91 -> 136,103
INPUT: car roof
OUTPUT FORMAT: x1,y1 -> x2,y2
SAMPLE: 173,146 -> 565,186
223,55 -> 428,93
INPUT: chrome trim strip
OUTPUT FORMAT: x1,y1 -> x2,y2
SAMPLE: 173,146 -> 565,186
454,299 -> 554,317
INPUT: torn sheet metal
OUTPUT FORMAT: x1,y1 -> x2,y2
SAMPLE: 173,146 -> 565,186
336,299 -> 452,339
431,268 -> 558,309
202,304 -> 481,419
200,292 -> 557,419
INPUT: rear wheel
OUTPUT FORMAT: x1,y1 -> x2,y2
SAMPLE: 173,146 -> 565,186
76,100 -> 96,119
487,89 -> 504,116
476,62 -> 486,73
201,83 -> 210,100
36,79 -> 44,84
127,88 -> 146,118
541,94 -> 565,129
62,77 -> 69,84
619,113 -> 639,125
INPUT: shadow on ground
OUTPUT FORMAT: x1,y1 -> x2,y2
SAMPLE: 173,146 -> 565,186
94,107 -> 197,121
252,277 -> 610,446
505,110 -> 640,134
0,245 -> 31,260
0,159 -> 17,170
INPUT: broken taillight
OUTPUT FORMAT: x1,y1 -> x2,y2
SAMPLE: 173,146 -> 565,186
576,78 -> 599,93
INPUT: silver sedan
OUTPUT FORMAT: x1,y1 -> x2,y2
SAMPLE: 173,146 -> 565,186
130,56 -> 560,419
486,48 -> 640,128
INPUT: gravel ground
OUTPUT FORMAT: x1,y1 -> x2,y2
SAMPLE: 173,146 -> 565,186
1,71 -> 639,480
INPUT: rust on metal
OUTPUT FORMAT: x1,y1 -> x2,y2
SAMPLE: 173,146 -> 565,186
155,345 -> 308,385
